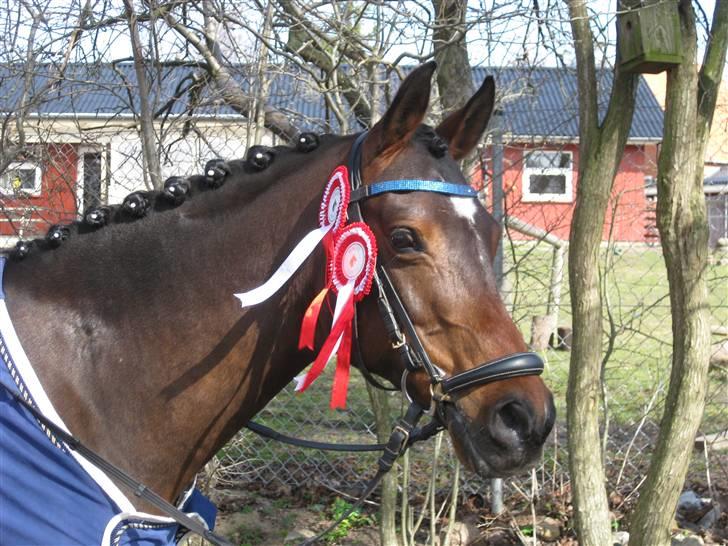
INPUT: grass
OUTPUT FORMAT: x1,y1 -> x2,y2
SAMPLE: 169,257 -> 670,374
231,525 -> 264,546
504,241 -> 727,431
323,499 -> 374,544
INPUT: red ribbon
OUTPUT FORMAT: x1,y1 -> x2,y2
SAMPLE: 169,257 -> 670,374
330,320 -> 353,409
296,169 -> 377,410
296,290 -> 355,398
298,287 -> 328,350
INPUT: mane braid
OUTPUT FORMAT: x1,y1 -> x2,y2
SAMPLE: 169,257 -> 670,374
9,132 -> 326,260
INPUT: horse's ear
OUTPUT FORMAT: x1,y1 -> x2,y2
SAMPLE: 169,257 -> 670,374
436,75 -> 495,160
362,62 -> 436,166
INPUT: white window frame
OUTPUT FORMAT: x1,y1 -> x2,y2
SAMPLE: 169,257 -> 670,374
0,161 -> 42,197
76,146 -> 108,212
522,150 -> 573,203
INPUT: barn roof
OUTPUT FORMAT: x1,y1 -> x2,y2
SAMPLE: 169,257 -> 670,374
0,63 -> 663,141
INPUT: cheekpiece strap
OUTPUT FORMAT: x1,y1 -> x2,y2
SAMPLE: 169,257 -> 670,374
350,180 -> 477,202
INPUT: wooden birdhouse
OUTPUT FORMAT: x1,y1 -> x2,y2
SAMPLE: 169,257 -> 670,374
618,0 -> 682,73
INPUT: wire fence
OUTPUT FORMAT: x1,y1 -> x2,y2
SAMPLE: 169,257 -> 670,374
1,66 -> 726,527
210,230 -> 727,506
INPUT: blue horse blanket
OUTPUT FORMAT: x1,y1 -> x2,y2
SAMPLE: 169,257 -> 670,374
0,257 -> 216,545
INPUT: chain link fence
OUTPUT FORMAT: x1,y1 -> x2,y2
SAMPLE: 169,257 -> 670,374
1,64 -> 726,527
211,230 -> 726,506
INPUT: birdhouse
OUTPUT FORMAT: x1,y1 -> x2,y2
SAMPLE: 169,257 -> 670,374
618,0 -> 682,74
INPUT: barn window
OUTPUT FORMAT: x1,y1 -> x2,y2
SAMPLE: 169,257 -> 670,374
0,162 -> 42,197
522,150 -> 573,202
82,151 -> 103,209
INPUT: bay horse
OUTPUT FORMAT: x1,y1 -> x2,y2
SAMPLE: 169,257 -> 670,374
0,62 -> 554,543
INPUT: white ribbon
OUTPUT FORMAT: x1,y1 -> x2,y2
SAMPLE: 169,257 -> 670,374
293,279 -> 355,391
234,224 -> 332,308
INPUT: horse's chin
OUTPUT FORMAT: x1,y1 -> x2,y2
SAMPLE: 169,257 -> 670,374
442,404 -> 542,479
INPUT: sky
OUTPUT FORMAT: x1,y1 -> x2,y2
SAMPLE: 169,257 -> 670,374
2,0 -> 722,70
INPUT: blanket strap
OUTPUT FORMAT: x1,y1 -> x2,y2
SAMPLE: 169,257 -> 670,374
0,379 -> 233,546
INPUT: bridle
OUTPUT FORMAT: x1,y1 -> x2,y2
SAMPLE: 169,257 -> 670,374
346,131 -> 545,423
252,131 -> 549,544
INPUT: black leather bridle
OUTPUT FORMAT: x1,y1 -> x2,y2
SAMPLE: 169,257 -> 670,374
346,131 -> 545,421
255,132 -> 549,544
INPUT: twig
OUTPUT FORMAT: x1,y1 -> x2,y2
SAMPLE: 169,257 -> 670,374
616,384 -> 662,487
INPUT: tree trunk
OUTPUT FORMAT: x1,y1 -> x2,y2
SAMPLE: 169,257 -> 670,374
253,1 -> 274,144
366,384 -> 399,546
431,0 -> 474,115
364,74 -> 399,546
124,0 -> 162,190
565,2 -> 638,544
629,2 -> 727,544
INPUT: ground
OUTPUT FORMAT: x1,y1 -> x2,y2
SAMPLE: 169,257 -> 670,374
181,473 -> 727,546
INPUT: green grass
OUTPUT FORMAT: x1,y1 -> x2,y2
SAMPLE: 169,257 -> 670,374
323,499 -> 374,544
504,241 -> 727,431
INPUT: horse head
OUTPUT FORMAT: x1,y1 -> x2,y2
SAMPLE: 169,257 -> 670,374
354,62 -> 555,477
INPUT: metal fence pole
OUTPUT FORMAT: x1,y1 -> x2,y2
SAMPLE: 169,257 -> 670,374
492,108 -> 505,289
490,108 -> 505,515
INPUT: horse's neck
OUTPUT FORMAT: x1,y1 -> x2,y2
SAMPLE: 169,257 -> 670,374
4,138 -> 348,501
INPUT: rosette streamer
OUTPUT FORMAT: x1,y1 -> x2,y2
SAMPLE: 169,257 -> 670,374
232,165 -> 377,409
234,166 -> 349,308
295,222 -> 377,409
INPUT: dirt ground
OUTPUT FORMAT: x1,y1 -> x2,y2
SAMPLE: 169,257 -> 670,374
181,478 -> 728,546
206,486 -> 380,545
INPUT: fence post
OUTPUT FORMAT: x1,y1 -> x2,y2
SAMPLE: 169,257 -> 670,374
491,108 -> 505,289
490,108 -> 505,515
547,244 -> 565,338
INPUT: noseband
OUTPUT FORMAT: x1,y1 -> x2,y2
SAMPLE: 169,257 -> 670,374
346,132 -> 544,419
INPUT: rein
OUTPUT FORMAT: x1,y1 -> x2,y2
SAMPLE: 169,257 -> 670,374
248,131 -> 547,544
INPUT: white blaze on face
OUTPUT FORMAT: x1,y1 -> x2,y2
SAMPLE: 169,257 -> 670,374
449,196 -> 489,267
450,196 -> 478,227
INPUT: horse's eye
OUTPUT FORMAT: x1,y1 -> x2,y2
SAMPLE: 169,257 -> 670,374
390,227 -> 420,252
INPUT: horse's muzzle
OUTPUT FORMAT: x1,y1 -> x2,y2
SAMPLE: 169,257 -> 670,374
443,393 -> 556,478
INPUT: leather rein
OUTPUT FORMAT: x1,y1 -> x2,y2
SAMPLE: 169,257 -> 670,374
248,132 -> 547,544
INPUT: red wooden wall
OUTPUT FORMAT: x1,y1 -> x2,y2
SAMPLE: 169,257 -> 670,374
477,143 -> 653,243
0,144 -> 78,238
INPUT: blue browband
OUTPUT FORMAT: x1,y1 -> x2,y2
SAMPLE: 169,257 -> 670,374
349,180 -> 477,202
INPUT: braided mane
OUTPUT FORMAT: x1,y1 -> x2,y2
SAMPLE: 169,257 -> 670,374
10,126 -> 448,260
11,133 -> 323,259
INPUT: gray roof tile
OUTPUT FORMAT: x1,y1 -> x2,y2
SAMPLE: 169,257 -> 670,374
0,63 -> 663,140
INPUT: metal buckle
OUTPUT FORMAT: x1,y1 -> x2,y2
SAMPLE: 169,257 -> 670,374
391,334 -> 406,350
428,382 -> 451,416
390,424 -> 411,454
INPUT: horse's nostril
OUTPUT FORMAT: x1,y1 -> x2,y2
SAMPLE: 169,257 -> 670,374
493,400 -> 534,440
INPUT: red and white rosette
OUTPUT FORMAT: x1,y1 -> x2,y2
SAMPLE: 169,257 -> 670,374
330,223 -> 377,301
295,222 -> 378,409
319,166 -> 349,234
234,166 -> 350,308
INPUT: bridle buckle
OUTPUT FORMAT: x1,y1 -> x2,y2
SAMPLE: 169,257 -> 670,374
427,382 -> 451,417
430,382 -> 450,403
